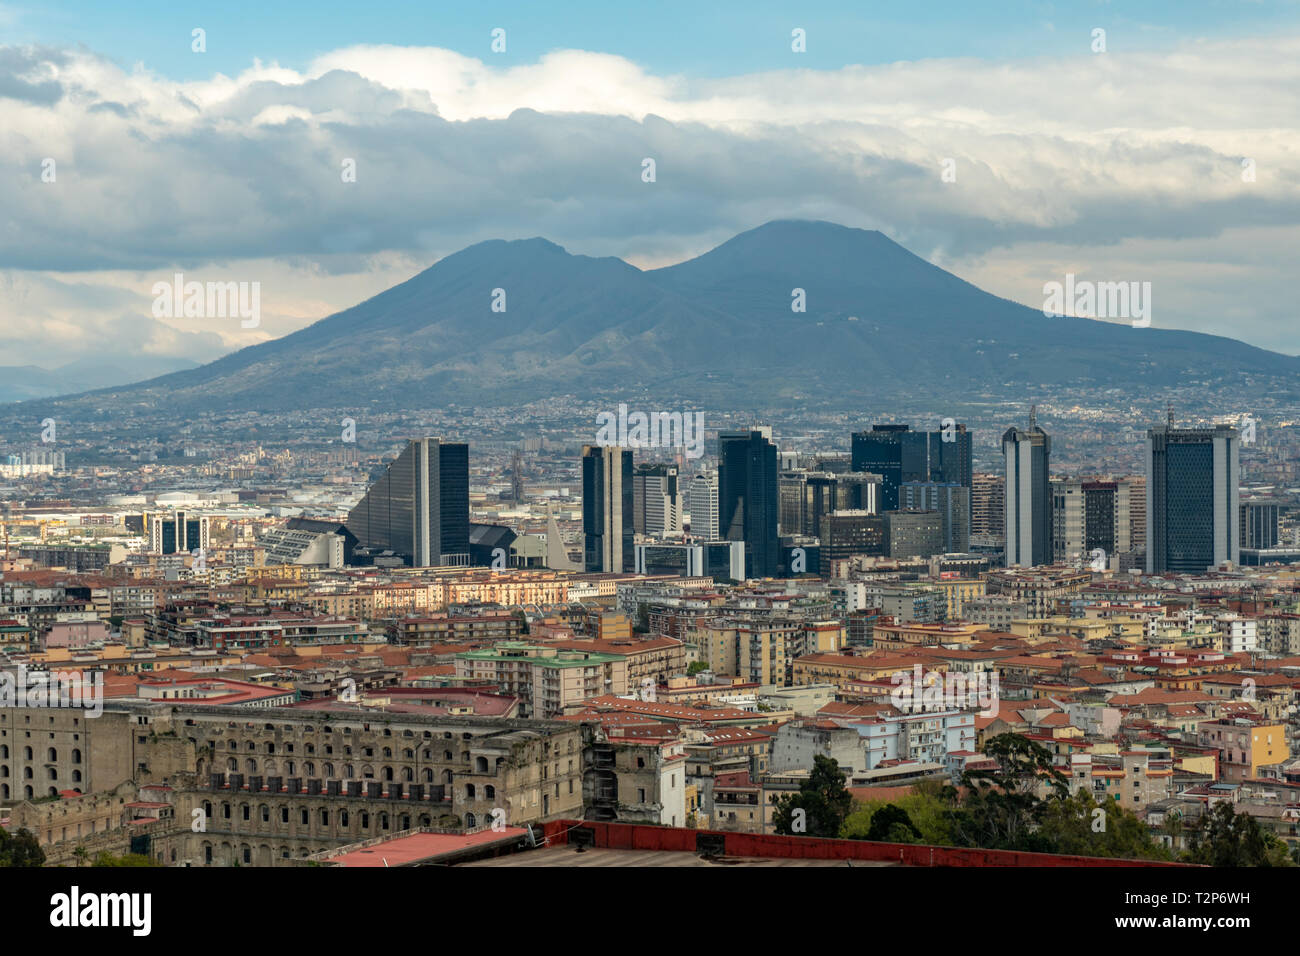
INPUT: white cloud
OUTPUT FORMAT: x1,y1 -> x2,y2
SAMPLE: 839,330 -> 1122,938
0,33 -> 1297,367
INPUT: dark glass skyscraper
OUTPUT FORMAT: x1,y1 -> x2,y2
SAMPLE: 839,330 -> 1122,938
851,423 -> 972,511
1146,424 -> 1239,573
346,437 -> 470,567
582,445 -> 634,572
719,428 -> 779,578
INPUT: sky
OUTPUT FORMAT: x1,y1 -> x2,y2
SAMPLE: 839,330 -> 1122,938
2,0 -> 1298,371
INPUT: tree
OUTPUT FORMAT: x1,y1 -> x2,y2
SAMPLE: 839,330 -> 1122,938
773,755 -> 853,838
949,733 -> 1066,851
73,846 -> 89,867
862,804 -> 923,843
687,661 -> 710,677
0,827 -> 45,867
1185,802 -> 1295,867
1035,791 -> 1173,861
842,781 -> 958,845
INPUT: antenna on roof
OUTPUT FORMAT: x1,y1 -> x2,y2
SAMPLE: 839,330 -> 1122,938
1167,404 -> 1174,428
1028,405 -> 1038,428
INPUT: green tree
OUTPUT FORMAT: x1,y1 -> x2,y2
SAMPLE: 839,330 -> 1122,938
841,780 -> 958,845
773,755 -> 853,838
0,827 -> 45,867
1184,802 -> 1295,867
1035,791 -> 1173,861
687,661 -> 710,677
949,733 -> 1066,851
862,804 -> 922,843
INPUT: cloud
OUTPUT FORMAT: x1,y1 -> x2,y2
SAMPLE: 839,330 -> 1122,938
0,34 -> 1297,364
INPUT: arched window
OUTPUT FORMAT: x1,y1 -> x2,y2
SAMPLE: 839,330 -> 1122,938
47,747 -> 58,761
71,749 -> 81,764
475,756 -> 488,773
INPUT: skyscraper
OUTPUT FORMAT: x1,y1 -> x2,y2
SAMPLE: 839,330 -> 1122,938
632,463 -> 681,537
901,481 -> 970,553
779,470 -> 879,537
1146,423 -> 1239,573
582,445 -> 634,572
346,437 -> 470,567
1241,499 -> 1280,549
970,472 -> 1006,543
1003,410 -> 1052,568
851,422 -> 972,512
1050,477 -> 1143,567
685,471 -> 719,540
719,427 -> 779,578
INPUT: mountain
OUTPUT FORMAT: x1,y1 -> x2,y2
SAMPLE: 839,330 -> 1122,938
0,356 -> 200,404
18,221 -> 1300,413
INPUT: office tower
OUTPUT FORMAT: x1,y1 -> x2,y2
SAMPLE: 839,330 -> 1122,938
719,427 -> 780,578
779,471 -> 879,538
971,473 -> 1006,539
1126,476 -> 1147,556
582,445 -> 634,572
779,473 -> 804,536
148,511 -> 209,555
851,422 -> 972,512
1003,410 -> 1052,568
633,463 -> 681,537
685,471 -> 719,540
1241,499 -> 1280,549
901,482 -> 970,553
820,511 -> 886,563
1050,477 -> 1143,566
1146,422 -> 1240,573
884,510 -> 945,559
345,437 -> 470,567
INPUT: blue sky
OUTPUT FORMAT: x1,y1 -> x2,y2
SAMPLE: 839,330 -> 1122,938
1,1 -> 1298,369
8,0 -> 1296,79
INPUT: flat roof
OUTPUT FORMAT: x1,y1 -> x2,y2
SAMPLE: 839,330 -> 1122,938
459,846 -> 896,868
326,828 -> 530,867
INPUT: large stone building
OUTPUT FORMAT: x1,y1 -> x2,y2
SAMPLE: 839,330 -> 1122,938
0,701 -> 585,866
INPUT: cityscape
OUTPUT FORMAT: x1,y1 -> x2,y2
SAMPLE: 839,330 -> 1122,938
2,0 -> 1296,936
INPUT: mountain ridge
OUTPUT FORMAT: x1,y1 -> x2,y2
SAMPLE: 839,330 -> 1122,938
15,220 -> 1299,414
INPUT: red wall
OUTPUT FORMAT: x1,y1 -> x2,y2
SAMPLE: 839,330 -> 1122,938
541,820 -> 1193,867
